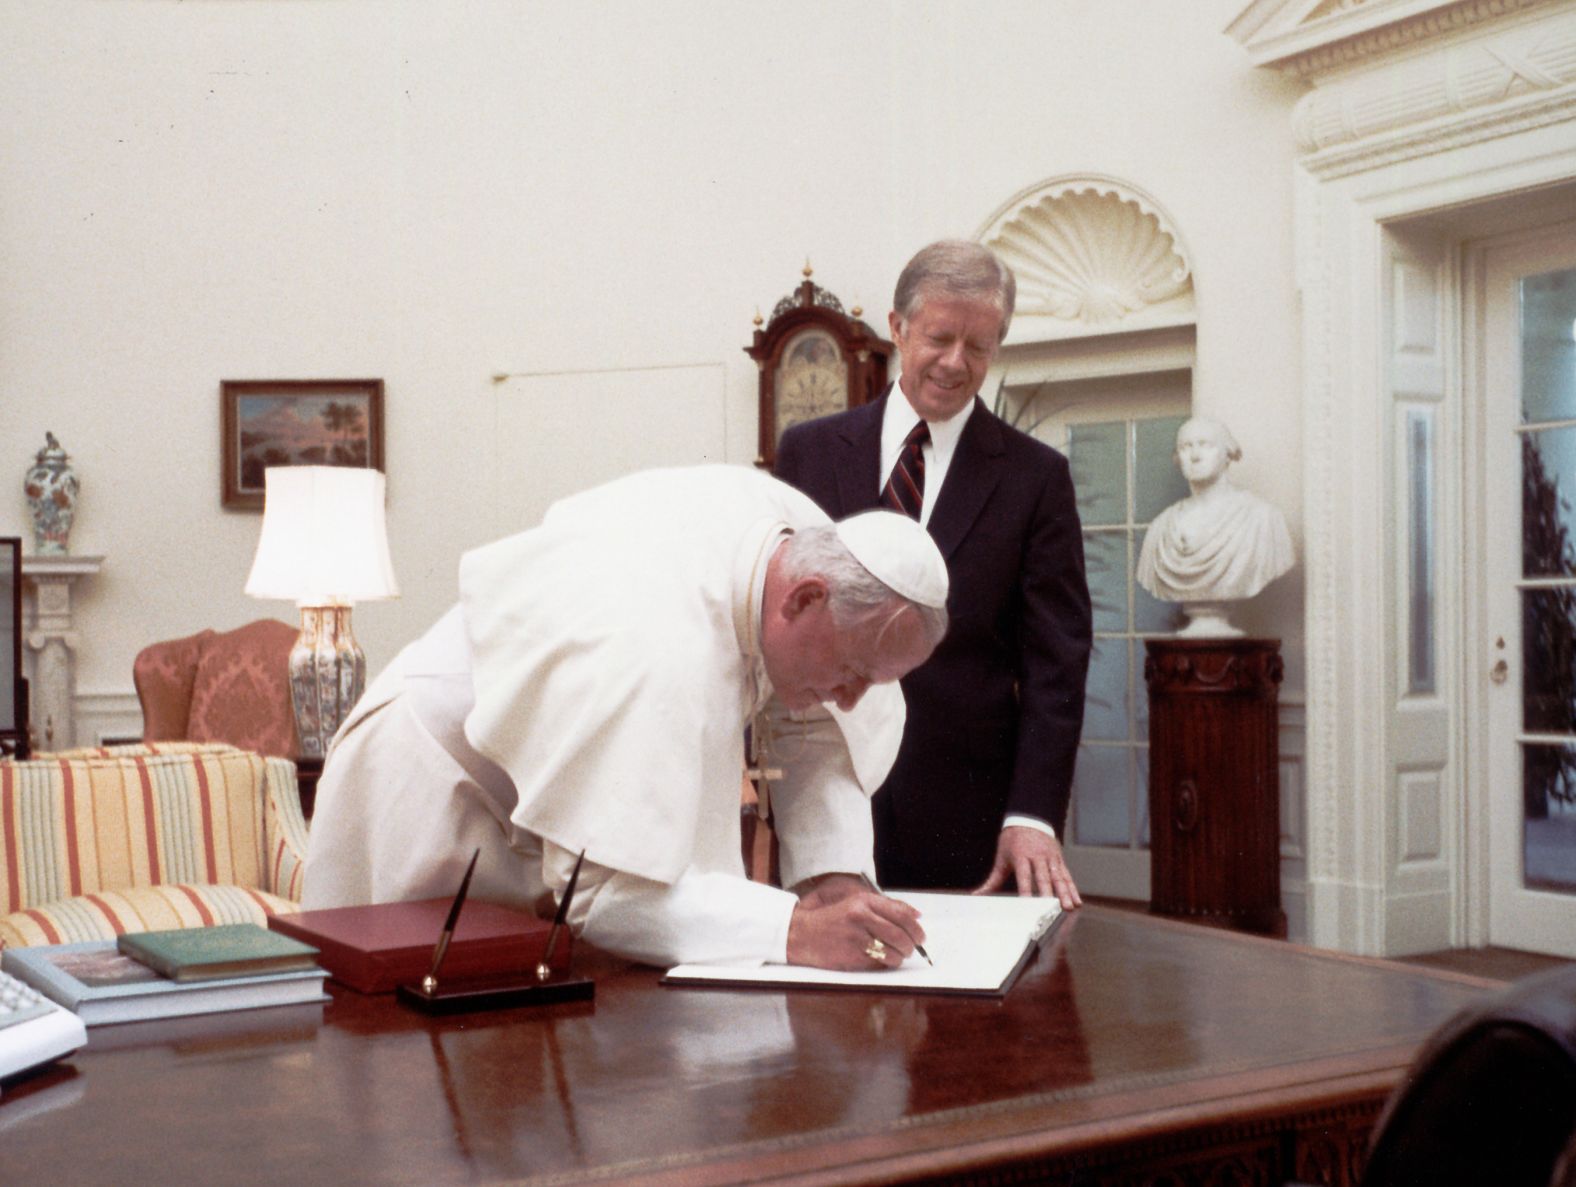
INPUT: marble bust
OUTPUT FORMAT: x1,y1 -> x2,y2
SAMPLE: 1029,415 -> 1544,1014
1136,416 -> 1294,637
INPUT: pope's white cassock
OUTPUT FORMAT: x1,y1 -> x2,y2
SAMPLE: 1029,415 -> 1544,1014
303,465 -> 907,967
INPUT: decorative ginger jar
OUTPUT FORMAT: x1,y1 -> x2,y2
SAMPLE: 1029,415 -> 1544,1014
24,431 -> 78,555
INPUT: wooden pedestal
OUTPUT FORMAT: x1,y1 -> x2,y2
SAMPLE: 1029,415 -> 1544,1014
295,755 -> 324,819
1145,637 -> 1286,936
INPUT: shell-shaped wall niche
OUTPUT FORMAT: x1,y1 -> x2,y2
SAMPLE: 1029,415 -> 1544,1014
980,179 -> 1194,336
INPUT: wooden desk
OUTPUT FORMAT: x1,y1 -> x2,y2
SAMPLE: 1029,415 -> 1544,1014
0,908 -> 1493,1186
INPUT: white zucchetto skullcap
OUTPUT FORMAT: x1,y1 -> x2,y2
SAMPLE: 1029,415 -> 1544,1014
834,511 -> 949,609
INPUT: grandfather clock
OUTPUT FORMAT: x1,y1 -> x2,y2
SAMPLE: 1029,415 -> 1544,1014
745,264 -> 892,470
1145,637 -> 1287,936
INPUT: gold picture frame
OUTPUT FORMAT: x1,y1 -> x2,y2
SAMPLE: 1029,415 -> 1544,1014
221,379 -> 385,510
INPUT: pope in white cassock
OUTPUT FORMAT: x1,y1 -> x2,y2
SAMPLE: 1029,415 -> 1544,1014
303,465 -> 950,970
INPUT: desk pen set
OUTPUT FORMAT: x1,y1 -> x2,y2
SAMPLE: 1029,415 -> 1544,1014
397,848 -> 595,1013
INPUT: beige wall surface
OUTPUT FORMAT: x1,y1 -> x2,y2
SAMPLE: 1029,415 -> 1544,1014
0,0 -> 1304,705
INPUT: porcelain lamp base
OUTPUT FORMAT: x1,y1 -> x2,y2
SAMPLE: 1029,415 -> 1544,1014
289,605 -> 366,758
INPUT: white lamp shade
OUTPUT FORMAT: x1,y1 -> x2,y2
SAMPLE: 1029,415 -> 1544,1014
245,466 -> 400,605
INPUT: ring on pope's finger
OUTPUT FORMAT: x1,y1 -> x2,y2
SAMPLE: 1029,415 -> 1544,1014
863,937 -> 887,963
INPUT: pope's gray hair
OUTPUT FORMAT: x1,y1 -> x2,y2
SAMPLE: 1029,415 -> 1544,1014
778,525 -> 948,647
892,240 -> 1016,343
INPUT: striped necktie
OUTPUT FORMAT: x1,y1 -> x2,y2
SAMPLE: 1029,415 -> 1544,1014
882,421 -> 930,520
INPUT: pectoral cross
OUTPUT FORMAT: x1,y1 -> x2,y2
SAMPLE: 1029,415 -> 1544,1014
744,712 -> 784,806
740,709 -> 784,844
743,712 -> 784,884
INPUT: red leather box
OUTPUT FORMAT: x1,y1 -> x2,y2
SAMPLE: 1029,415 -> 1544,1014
269,898 -> 565,994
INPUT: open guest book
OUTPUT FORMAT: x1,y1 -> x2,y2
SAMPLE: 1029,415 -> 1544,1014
662,892 -> 1064,998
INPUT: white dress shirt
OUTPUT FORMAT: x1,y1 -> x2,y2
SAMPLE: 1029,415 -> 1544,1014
879,384 -> 974,529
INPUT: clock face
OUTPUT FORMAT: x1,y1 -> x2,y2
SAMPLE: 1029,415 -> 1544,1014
774,328 -> 849,438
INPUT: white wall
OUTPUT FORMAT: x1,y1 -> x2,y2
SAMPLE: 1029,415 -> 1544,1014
0,0 -> 1305,707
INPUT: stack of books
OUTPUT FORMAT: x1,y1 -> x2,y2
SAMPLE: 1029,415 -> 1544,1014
1,922 -> 329,1026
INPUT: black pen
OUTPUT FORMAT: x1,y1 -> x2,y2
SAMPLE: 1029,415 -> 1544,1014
859,872 -> 932,965
537,849 -> 587,982
421,847 -> 480,993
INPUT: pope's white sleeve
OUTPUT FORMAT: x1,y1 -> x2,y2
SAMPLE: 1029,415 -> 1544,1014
542,841 -> 797,966
757,703 -> 876,891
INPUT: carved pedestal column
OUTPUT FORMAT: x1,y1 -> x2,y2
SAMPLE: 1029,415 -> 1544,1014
22,555 -> 103,752
1145,637 -> 1286,936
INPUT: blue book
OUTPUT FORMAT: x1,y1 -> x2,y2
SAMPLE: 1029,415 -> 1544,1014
2,940 -> 328,1027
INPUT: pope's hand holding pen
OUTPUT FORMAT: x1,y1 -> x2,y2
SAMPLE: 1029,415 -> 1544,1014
784,871 -> 931,972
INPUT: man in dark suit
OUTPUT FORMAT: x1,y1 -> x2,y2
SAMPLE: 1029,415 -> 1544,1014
775,240 -> 1091,907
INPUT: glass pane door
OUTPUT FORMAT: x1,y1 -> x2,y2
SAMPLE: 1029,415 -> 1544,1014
1516,267 -> 1576,898
1484,228 -> 1576,957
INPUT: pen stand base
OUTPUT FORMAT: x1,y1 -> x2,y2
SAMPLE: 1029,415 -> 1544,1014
397,971 -> 595,1014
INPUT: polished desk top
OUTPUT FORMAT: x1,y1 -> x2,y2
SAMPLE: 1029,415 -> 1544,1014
0,907 -> 1494,1186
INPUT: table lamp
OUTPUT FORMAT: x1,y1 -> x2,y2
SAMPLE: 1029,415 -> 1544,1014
245,466 -> 399,759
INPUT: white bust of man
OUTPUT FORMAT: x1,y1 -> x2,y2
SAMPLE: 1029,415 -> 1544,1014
1136,416 -> 1294,636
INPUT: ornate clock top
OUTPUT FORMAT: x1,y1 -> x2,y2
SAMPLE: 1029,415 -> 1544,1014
745,265 -> 893,470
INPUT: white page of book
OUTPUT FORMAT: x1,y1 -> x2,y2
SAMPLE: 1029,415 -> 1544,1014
664,892 -> 1062,994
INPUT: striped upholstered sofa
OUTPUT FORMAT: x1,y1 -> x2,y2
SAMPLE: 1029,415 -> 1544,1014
0,741 -> 307,948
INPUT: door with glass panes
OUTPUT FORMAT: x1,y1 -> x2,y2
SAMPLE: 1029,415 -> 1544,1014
1482,226 -> 1576,957
1000,370 -> 1190,900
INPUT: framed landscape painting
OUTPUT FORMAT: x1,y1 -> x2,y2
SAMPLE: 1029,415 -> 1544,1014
222,379 -> 385,510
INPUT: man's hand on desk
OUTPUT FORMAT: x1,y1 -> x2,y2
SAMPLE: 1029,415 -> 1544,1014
974,827 -> 1083,910
786,875 -> 926,970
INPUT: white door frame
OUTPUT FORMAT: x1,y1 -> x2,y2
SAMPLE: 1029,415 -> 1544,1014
1288,27 -> 1576,954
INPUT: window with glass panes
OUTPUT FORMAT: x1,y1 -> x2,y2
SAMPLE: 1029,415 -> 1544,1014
1065,415 -> 1189,849
1000,370 -> 1189,890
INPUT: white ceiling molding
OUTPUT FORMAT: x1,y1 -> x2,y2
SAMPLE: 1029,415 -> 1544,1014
1226,0 -> 1557,77
1294,10 -> 1576,157
977,175 -> 1194,345
1229,0 -> 1576,179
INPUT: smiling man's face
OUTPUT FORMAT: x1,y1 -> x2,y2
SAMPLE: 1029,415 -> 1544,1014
888,294 -> 1004,423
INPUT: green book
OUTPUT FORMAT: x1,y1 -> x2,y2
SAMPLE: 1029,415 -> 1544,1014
117,923 -> 320,983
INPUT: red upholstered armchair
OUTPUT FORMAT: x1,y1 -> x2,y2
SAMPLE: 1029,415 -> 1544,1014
134,619 -> 300,759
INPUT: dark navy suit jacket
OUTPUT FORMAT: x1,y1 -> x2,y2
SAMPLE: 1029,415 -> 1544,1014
775,391 -> 1092,889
